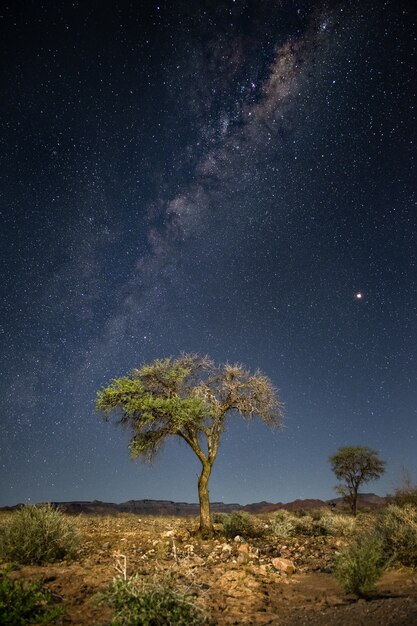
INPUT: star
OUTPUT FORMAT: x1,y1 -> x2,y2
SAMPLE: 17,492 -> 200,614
355,293 -> 363,299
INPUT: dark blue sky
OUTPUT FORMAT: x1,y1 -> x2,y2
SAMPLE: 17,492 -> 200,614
1,0 -> 416,506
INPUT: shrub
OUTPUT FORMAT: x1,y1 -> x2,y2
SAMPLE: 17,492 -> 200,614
392,487 -> 417,508
390,470 -> 417,507
0,567 -> 63,625
309,508 -> 329,522
211,512 -> 227,524
294,515 -> 327,536
378,504 -> 417,567
269,510 -> 296,538
222,512 -> 264,539
320,513 -> 356,537
334,533 -> 388,596
270,510 -> 327,537
0,504 -> 80,565
103,575 -> 211,626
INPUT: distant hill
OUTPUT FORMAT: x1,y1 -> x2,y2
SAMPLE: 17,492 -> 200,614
0,493 -> 386,515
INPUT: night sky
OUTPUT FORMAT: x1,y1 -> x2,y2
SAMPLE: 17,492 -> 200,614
1,0 -> 416,507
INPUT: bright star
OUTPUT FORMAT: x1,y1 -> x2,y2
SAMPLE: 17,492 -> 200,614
355,292 -> 363,299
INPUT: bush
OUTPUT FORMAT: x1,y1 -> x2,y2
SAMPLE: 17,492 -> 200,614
0,504 -> 81,565
270,510 -> 297,538
294,515 -> 327,536
392,487 -> 417,508
0,567 -> 63,625
390,471 -> 417,507
103,575 -> 211,626
222,512 -> 264,539
320,513 -> 356,537
334,533 -> 388,596
211,512 -> 227,524
270,510 -> 327,538
378,504 -> 417,567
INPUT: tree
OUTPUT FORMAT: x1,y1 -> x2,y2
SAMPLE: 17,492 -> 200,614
329,446 -> 385,516
96,354 -> 283,536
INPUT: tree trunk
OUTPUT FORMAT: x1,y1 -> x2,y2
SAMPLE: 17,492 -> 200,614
198,461 -> 213,536
352,487 -> 358,516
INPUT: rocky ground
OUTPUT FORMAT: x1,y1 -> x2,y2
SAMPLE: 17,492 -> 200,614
4,513 -> 417,625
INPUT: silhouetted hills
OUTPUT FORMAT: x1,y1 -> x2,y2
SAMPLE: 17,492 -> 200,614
1,493 -> 386,515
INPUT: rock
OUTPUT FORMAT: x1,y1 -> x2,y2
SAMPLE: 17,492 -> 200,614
237,551 -> 250,565
222,543 -> 233,557
238,544 -> 250,553
221,543 -> 233,553
271,557 -> 295,576
164,530 -> 175,537
184,543 -> 194,554
234,535 -> 243,542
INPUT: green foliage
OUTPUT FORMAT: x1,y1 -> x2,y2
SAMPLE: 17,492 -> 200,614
0,568 -> 63,625
211,512 -> 227,524
96,354 -> 283,535
330,446 -> 386,481
329,446 -> 385,515
222,512 -> 265,539
96,354 -> 282,463
270,510 -> 329,538
103,575 -> 211,626
334,533 -> 388,596
0,504 -> 80,565
320,513 -> 357,537
269,510 -> 296,538
378,504 -> 417,567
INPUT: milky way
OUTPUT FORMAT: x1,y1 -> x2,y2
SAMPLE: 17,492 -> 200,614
1,0 -> 416,506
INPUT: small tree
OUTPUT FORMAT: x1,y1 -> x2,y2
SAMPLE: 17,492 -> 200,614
329,446 -> 385,516
96,354 -> 283,536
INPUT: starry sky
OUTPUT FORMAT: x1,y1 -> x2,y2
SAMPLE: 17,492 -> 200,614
1,0 -> 416,507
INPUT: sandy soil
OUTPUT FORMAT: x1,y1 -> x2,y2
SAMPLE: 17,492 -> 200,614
3,514 -> 417,625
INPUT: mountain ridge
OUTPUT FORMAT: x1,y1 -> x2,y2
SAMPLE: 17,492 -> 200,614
0,493 -> 387,515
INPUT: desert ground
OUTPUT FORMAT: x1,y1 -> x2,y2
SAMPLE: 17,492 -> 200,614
2,511 -> 417,625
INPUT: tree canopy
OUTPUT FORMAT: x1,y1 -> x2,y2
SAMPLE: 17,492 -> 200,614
329,446 -> 385,516
96,353 -> 283,535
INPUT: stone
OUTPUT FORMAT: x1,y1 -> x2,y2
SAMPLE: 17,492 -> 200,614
271,557 -> 295,576
221,543 -> 233,553
237,551 -> 250,565
238,543 -> 250,553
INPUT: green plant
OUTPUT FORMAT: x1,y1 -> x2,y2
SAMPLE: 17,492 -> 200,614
0,504 -> 81,565
103,575 -> 211,626
270,510 -> 327,537
378,504 -> 417,567
222,512 -> 264,539
334,533 -> 388,596
0,567 -> 63,625
211,512 -> 227,524
270,510 -> 296,538
320,513 -> 356,537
